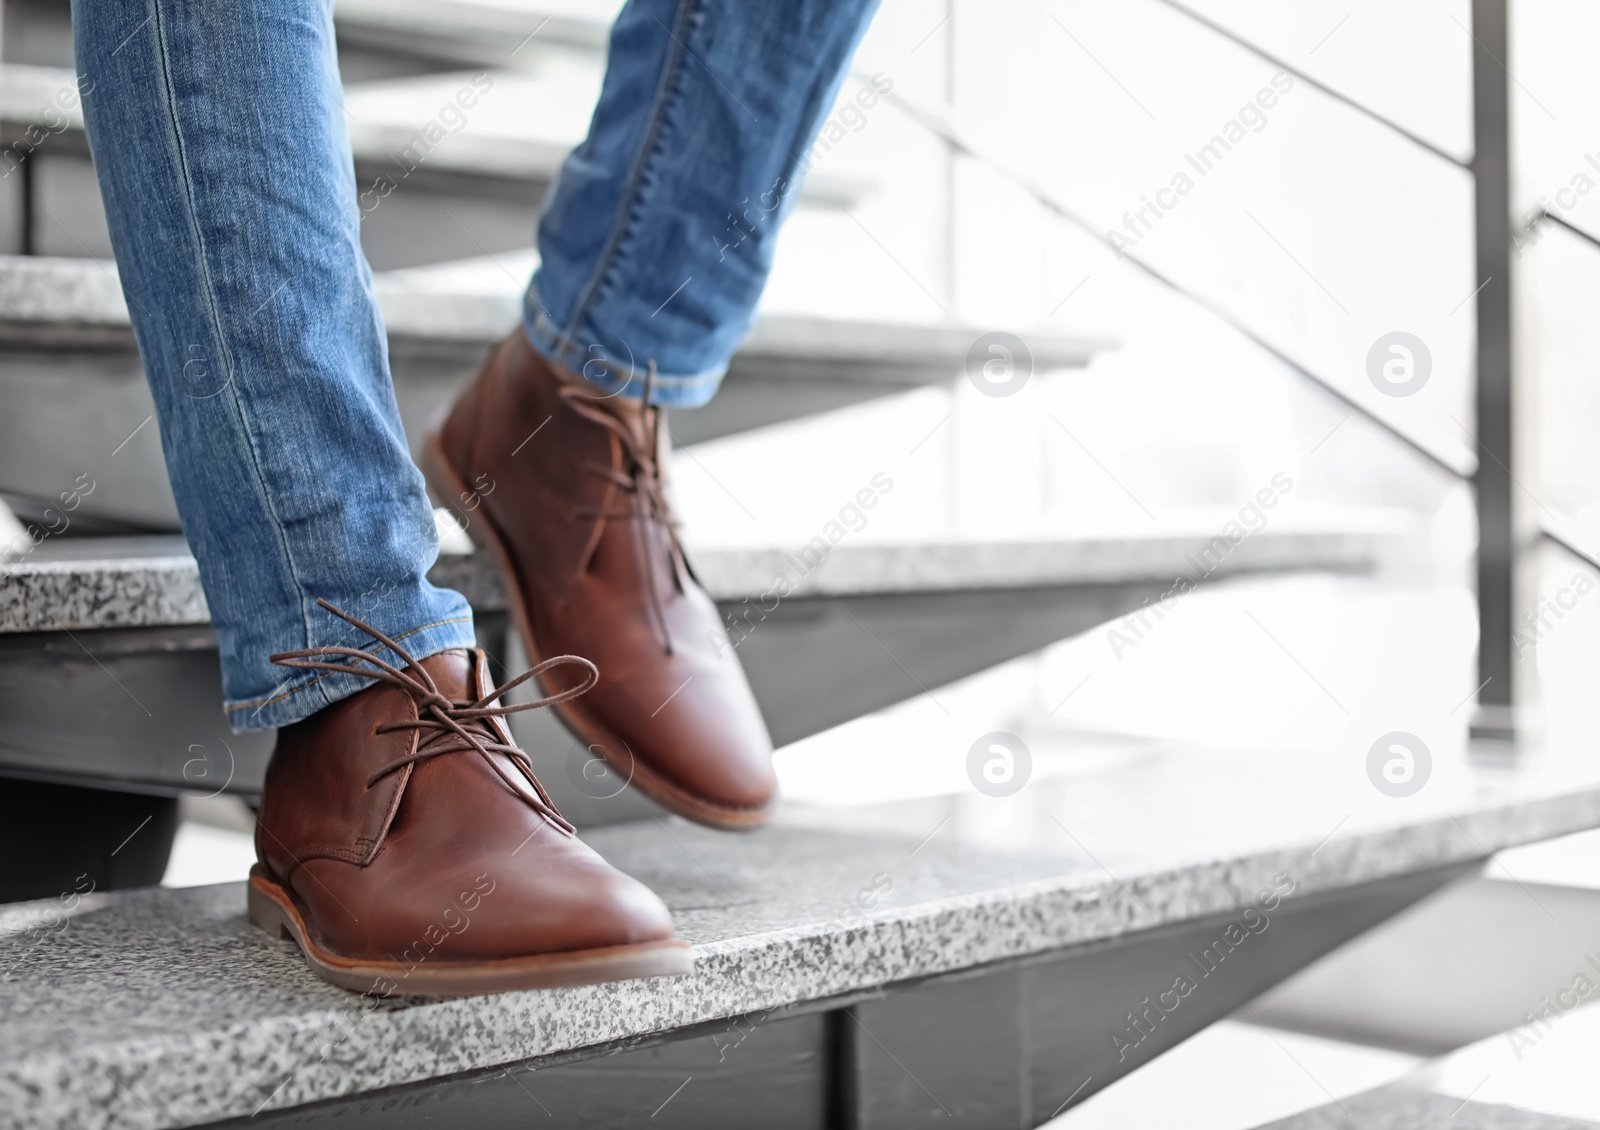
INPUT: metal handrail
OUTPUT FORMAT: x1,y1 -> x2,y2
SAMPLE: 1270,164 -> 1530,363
1537,209 -> 1600,253
875,95 -> 1600,581
1149,0 -> 1472,170
870,80 -> 1478,481
874,1 -> 1596,737
1525,212 -> 1600,570
1541,521 -> 1600,574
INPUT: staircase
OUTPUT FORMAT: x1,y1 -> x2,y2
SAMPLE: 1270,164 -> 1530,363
4,0 -> 1599,1128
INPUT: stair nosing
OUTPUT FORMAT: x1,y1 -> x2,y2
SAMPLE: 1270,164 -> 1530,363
0,524 -> 1405,634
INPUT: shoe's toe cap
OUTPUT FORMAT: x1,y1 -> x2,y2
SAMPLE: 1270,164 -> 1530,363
472,846 -> 678,956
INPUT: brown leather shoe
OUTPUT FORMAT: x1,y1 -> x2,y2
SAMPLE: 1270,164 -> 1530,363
249,600 -> 691,995
423,331 -> 777,830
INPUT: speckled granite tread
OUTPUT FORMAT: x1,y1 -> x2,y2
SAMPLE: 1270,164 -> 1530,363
0,522 -> 1402,633
5,760 -> 1600,1130
1255,1087 -> 1600,1129
0,549 -> 207,634
0,253 -> 1111,360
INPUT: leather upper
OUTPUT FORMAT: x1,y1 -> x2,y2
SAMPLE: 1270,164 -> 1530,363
255,649 -> 674,961
437,332 -> 777,817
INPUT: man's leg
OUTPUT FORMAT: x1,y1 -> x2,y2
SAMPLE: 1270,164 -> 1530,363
430,0 -> 881,829
528,0 -> 883,405
70,0 -> 689,995
73,0 -> 475,731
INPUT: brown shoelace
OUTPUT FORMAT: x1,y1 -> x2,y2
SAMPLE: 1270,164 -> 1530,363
561,362 -> 688,655
270,598 -> 595,835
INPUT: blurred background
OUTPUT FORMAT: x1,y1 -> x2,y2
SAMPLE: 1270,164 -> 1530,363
5,0 -> 1600,1126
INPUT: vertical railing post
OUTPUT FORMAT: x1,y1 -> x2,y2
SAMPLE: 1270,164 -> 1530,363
1469,0 -> 1520,743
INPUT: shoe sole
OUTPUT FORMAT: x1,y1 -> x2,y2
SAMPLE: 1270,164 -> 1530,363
248,866 -> 693,996
422,423 -> 777,832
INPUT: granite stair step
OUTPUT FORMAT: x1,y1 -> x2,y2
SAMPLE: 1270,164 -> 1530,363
0,253 -> 1112,530
0,56 -> 868,271
6,732 -> 1600,1130
0,519 -> 1404,807
332,0 -> 620,56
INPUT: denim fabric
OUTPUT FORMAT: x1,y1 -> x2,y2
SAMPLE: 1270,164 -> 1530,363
527,0 -> 881,407
73,0 -> 476,732
71,0 -> 878,729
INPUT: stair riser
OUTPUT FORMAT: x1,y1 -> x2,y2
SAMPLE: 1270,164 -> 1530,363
0,343 -> 1002,530
0,583 -> 1184,821
0,128 -> 555,268
0,625 -> 278,798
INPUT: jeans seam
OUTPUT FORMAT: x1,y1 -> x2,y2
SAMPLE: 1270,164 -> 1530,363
223,614 -> 475,715
148,0 -> 318,661
556,0 -> 705,362
525,298 -> 724,388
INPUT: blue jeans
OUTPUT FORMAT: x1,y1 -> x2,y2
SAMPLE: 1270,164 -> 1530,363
528,0 -> 879,406
72,0 -> 878,730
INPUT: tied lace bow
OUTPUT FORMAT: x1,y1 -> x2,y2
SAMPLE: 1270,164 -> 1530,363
270,598 -> 595,836
561,362 -> 689,655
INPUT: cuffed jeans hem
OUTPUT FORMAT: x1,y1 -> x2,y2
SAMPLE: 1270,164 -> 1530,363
222,611 -> 479,733
522,295 -> 727,409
